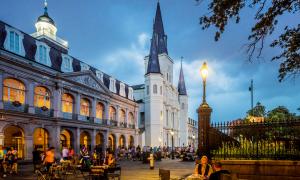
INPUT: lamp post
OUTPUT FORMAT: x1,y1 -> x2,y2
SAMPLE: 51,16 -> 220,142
197,62 -> 212,158
170,130 -> 174,159
192,134 -> 195,149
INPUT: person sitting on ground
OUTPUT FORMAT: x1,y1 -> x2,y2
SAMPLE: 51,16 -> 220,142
209,161 -> 230,180
194,155 -> 213,178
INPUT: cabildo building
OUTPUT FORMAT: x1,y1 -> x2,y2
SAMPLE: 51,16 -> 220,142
0,2 -> 138,160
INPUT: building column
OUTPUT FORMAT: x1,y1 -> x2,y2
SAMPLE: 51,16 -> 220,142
125,108 -> 128,127
105,102 -> 110,124
25,135 -> 33,160
75,127 -> 81,154
75,93 -> 81,119
53,88 -> 62,118
91,129 -> 96,151
115,133 -> 120,149
50,126 -> 61,159
103,130 -> 109,151
0,72 -> 3,109
27,81 -> 35,114
116,106 -> 120,125
91,98 -> 97,122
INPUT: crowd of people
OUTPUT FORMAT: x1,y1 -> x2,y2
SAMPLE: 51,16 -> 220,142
0,146 -> 19,178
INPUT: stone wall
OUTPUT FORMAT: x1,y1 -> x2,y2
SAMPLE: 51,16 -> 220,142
219,160 -> 300,180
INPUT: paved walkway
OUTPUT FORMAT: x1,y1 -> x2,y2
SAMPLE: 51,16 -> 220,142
0,159 -> 195,180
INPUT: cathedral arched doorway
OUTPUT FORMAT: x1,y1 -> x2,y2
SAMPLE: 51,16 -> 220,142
80,131 -> 91,150
60,129 -> 73,150
119,135 -> 126,148
3,125 -> 25,159
33,128 -> 49,153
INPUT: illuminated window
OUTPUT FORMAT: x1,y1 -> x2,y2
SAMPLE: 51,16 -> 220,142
80,98 -> 90,116
119,109 -> 126,123
3,78 -> 25,104
34,86 -> 50,108
128,112 -> 134,124
109,106 -> 116,121
96,102 -> 104,119
62,93 -> 73,113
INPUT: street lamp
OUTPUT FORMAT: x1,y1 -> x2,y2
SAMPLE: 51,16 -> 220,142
200,62 -> 208,104
198,61 -> 212,158
192,134 -> 195,149
170,130 -> 174,159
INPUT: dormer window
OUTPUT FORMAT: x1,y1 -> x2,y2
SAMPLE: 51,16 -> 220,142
128,87 -> 134,100
80,62 -> 90,71
4,25 -> 25,56
35,41 -> 51,66
61,54 -> 73,72
109,78 -> 116,93
96,71 -> 103,82
119,83 -> 126,97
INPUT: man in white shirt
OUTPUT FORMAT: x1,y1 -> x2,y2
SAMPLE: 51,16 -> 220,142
62,146 -> 69,160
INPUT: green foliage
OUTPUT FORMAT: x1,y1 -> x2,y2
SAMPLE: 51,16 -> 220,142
196,0 -> 300,81
246,102 -> 266,117
267,106 -> 296,121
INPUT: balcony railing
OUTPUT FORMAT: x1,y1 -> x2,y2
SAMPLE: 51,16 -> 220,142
94,118 -> 108,125
35,107 -> 53,117
78,115 -> 91,122
62,112 -> 73,120
3,101 -> 28,113
110,120 -> 118,127
119,122 -> 127,128
128,124 -> 135,129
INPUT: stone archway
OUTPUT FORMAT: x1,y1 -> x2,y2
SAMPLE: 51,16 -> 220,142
33,127 -> 49,153
119,135 -> 126,148
108,134 -> 116,151
60,129 -> 73,151
3,125 -> 25,159
96,132 -> 104,151
129,135 -> 134,148
80,131 -> 91,151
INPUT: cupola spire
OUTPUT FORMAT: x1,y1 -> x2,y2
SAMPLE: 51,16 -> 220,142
178,57 -> 187,95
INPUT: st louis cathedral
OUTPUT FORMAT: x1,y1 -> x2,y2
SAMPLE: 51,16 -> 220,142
133,2 -> 189,147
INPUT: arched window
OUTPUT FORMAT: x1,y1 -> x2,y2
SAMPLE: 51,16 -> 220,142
62,93 -> 73,113
128,112 -> 134,125
109,106 -> 116,121
96,102 -> 104,119
153,84 -> 157,94
34,86 -> 50,108
80,98 -> 90,116
119,109 -> 126,123
3,78 -> 25,104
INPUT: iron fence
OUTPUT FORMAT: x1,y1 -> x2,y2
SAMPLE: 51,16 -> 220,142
209,119 -> 300,160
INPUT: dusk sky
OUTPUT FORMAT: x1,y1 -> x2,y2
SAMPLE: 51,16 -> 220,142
1,0 -> 299,122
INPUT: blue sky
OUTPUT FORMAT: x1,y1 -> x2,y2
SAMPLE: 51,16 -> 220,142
1,0 -> 299,122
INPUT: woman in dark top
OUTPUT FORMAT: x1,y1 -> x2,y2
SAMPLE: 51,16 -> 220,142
194,156 -> 213,177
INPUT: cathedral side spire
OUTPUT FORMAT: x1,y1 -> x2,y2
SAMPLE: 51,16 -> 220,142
178,57 -> 187,95
153,1 -> 168,54
146,33 -> 161,74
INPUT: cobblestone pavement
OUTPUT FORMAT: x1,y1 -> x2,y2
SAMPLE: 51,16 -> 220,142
0,159 -> 195,180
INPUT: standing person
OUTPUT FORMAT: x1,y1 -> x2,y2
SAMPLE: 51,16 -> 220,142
10,147 -> 18,174
32,147 -> 41,172
68,147 -> 74,161
62,146 -> 69,160
44,147 -> 55,172
209,161 -> 230,180
194,156 -> 213,178
1,147 -> 8,177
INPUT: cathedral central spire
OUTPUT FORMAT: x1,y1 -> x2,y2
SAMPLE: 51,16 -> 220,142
178,57 -> 187,95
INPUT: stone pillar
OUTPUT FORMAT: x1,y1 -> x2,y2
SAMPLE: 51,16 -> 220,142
25,135 -> 33,160
103,130 -> 109,151
116,106 -> 120,126
197,103 -> 212,158
27,81 -> 35,114
53,88 -> 62,118
115,133 -> 120,149
91,129 -> 96,151
125,108 -> 128,127
50,126 -> 61,159
75,93 -> 81,119
0,72 -> 3,109
91,98 -> 97,122
74,128 -> 81,154
105,102 -> 110,120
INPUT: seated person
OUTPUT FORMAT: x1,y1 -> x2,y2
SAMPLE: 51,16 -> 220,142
105,149 -> 116,167
194,156 -> 213,178
209,161 -> 230,180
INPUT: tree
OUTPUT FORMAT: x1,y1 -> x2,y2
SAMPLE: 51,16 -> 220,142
267,105 -> 296,121
196,0 -> 300,81
246,102 -> 266,117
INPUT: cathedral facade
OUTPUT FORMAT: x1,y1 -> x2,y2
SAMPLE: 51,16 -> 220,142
133,2 -> 189,147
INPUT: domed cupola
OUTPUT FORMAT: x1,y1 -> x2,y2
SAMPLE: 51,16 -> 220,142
35,0 -> 57,37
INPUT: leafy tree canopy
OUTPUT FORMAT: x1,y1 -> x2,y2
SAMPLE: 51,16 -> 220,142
246,102 -> 266,117
197,0 -> 300,81
267,105 -> 296,121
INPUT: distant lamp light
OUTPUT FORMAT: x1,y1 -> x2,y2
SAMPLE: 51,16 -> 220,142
38,128 -> 43,141
170,130 -> 174,136
158,138 -> 162,142
192,135 -> 195,140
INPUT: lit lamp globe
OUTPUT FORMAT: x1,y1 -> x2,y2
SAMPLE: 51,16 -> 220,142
200,62 -> 208,81
170,130 -> 174,136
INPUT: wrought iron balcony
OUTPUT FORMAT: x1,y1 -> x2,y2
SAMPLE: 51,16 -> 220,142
34,107 -> 53,117
119,122 -> 127,128
62,112 -> 73,120
110,120 -> 118,127
128,124 -> 135,129
78,115 -> 91,122
3,101 -> 28,113
94,118 -> 108,125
